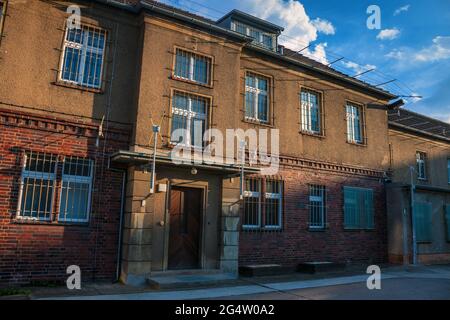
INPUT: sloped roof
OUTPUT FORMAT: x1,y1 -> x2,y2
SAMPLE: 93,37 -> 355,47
388,108 -> 450,142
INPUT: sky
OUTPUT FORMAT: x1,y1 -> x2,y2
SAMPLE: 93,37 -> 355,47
160,0 -> 450,122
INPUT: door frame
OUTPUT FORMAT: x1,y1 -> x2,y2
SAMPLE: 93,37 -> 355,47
162,179 -> 208,271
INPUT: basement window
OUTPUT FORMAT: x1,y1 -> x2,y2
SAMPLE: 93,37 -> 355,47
59,24 -> 107,89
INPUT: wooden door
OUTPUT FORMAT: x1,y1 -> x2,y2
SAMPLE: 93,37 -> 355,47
168,187 -> 202,270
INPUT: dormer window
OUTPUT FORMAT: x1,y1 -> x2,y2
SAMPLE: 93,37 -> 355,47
231,20 -> 275,50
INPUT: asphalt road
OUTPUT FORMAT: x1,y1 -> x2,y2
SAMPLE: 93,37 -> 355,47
215,277 -> 450,300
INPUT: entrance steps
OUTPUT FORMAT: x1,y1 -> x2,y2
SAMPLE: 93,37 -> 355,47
297,262 -> 345,274
147,270 -> 238,290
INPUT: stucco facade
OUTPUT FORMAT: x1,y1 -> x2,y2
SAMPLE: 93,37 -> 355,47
1,0 -> 399,285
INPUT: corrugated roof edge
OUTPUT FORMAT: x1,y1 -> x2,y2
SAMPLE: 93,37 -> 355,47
94,0 -> 396,100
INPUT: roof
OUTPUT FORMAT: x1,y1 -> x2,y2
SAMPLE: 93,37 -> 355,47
216,9 -> 285,33
95,0 -> 396,100
388,108 -> 450,142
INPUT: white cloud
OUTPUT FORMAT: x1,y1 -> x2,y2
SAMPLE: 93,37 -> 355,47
376,28 -> 401,40
394,5 -> 410,16
244,0 -> 335,63
386,36 -> 450,63
342,61 -> 376,75
311,18 -> 335,35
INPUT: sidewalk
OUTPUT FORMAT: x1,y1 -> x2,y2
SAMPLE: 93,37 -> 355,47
26,264 -> 450,300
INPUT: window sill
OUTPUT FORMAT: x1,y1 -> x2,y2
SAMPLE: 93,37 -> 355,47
52,81 -> 104,94
346,141 -> 367,147
300,130 -> 325,139
243,118 -> 274,128
170,75 -> 213,89
343,227 -> 375,231
12,218 -> 89,227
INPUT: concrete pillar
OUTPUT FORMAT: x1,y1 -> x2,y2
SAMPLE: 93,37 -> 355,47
120,166 -> 153,286
219,178 -> 241,274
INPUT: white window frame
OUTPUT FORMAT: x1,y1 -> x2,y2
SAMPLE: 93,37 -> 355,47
346,103 -> 363,144
245,73 -> 269,123
59,24 -> 106,89
264,181 -> 282,229
416,151 -> 427,180
231,20 -> 275,50
242,180 -> 262,229
16,153 -> 57,221
170,92 -> 208,149
309,185 -> 326,229
58,157 -> 94,223
301,90 -> 321,134
173,48 -> 211,85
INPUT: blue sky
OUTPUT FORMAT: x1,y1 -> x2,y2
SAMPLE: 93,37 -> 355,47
161,0 -> 450,121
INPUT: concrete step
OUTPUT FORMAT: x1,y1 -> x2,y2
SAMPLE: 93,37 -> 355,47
147,271 -> 238,290
239,264 -> 285,277
297,261 -> 345,274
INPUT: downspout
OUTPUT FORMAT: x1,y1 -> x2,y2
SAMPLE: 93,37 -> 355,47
409,166 -> 417,265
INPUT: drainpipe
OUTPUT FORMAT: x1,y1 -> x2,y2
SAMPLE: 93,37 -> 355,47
108,158 -> 127,282
409,166 -> 418,265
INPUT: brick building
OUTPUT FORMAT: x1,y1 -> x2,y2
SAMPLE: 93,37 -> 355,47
1,0 -> 400,286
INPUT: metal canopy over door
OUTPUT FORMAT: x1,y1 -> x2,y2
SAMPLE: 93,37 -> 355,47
168,187 -> 203,270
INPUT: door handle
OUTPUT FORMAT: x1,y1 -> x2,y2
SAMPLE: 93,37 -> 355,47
159,221 -> 165,227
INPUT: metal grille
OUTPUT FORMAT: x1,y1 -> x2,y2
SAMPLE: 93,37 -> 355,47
58,156 -> 94,222
174,48 -> 211,85
245,73 -> 269,123
301,90 -> 321,134
264,180 -> 282,228
346,103 -> 363,144
416,151 -> 427,180
17,152 -> 58,221
243,178 -> 283,230
309,185 -> 326,229
60,24 -> 107,89
243,178 -> 261,228
170,91 -> 208,148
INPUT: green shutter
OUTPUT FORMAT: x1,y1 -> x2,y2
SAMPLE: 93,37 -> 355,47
414,202 -> 432,243
445,205 -> 450,242
344,187 -> 374,229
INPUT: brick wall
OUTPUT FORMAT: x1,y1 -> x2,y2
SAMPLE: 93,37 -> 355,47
0,109 -> 130,285
239,166 -> 388,267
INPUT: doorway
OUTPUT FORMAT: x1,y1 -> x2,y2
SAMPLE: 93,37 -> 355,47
168,187 -> 203,270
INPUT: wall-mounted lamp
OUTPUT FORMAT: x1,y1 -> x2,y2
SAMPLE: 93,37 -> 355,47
191,167 -> 198,175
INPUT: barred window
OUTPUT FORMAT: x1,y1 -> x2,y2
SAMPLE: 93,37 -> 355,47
17,152 -> 94,223
170,91 -> 208,148
343,187 -> 374,230
346,103 -> 363,144
243,178 -> 283,230
59,156 -> 94,222
60,24 -> 107,89
301,90 -> 321,134
416,151 -> 427,180
0,0 -> 6,40
245,73 -> 269,123
174,48 -> 212,85
18,152 -> 58,221
309,185 -> 326,229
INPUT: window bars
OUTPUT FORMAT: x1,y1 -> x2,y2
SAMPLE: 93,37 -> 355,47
58,156 -> 94,223
309,185 -> 326,229
243,178 -> 283,230
416,151 -> 427,180
17,152 -> 94,223
245,73 -> 269,123
170,91 -> 208,148
174,48 -> 212,85
0,0 -> 6,41
17,152 -> 58,221
346,103 -> 363,144
60,24 -> 107,89
301,90 -> 321,134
